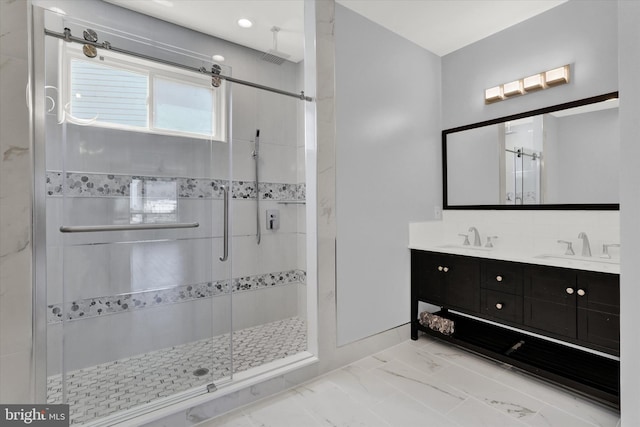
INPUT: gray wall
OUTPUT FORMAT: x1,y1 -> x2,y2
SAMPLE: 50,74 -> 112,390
334,5 -> 441,345
618,1 -> 640,425
446,125 -> 500,205
544,109 -> 619,204
442,0 -> 618,128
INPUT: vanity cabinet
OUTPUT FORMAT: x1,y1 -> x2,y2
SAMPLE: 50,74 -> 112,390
411,249 -> 620,408
411,251 -> 480,313
523,265 -> 620,353
576,272 -> 619,351
523,265 -> 578,339
480,259 -> 524,323
411,250 -> 620,355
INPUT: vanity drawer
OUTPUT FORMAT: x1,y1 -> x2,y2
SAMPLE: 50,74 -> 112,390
482,260 -> 523,295
481,289 -> 522,323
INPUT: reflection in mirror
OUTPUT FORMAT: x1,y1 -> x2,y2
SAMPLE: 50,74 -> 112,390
444,93 -> 619,209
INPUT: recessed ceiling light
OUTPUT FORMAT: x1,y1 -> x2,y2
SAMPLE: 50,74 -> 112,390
237,18 -> 253,28
212,55 -> 225,62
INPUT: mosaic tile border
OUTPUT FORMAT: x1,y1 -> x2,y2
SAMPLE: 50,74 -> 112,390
47,269 -> 306,324
46,171 -> 305,201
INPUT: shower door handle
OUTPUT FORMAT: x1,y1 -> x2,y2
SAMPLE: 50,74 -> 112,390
219,185 -> 229,262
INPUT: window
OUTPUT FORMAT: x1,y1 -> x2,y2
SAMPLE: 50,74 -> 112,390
62,44 -> 225,141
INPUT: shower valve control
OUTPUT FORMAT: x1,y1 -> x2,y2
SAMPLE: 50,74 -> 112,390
266,209 -> 280,231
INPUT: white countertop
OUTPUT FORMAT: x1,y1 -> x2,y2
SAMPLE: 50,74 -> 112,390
409,221 -> 620,275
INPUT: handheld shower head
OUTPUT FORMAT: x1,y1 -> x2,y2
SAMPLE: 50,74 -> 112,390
253,129 -> 260,158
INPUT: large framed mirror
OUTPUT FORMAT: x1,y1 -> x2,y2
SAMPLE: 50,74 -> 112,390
443,92 -> 619,210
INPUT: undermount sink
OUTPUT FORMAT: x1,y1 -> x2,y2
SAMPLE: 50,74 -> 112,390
534,254 -> 619,265
437,244 -> 493,252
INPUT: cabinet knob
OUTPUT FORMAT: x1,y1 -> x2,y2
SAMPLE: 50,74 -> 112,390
438,266 -> 443,272
566,287 -> 574,295
495,303 -> 503,310
496,275 -> 503,282
577,289 -> 586,297
443,267 -> 449,273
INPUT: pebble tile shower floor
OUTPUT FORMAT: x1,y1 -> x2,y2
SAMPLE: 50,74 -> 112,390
47,317 -> 307,425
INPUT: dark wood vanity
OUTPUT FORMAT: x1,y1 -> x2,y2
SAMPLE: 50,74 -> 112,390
411,249 -> 620,408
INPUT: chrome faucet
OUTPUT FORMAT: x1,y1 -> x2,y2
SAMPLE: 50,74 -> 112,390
468,227 -> 481,247
578,232 -> 591,257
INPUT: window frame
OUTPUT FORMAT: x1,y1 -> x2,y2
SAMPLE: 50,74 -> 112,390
60,43 -> 226,142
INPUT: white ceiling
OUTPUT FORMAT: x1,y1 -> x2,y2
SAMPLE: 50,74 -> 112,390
105,0 -> 567,62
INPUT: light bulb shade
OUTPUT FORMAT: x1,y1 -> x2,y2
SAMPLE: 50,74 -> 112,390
523,73 -> 545,92
485,86 -> 503,104
503,80 -> 524,97
545,65 -> 570,86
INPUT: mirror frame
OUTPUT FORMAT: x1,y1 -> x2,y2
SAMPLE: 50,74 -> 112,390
442,92 -> 619,210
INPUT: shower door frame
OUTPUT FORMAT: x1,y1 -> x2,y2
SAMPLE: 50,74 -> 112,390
31,1 -> 320,421
31,5 -> 236,417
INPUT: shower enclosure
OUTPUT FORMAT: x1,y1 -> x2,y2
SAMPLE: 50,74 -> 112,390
501,118 -> 543,205
36,6 -> 309,425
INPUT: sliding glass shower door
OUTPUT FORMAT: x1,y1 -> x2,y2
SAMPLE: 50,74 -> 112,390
43,15 -> 232,424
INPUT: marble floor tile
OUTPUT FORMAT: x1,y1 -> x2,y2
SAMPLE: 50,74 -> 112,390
447,397 -> 529,427
422,339 -> 511,379
374,341 -> 452,374
195,336 -> 620,427
241,390 -> 323,427
372,359 -> 467,414
323,365 -> 398,405
195,412 -> 255,427
349,354 -> 386,372
369,392 -> 460,427
524,404 -> 600,427
289,381 -> 390,426
433,365 -> 545,422
495,369 -> 619,427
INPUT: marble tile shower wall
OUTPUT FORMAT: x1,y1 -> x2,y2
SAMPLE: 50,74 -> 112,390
43,42 -> 308,374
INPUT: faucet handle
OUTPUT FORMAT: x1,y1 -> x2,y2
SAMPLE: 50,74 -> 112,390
557,240 -> 575,255
485,236 -> 498,248
601,243 -> 620,259
458,233 -> 470,246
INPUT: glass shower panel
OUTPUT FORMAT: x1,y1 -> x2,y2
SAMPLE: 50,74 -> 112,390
43,19 -> 232,425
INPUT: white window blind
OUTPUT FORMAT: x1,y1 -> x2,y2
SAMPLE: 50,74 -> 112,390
70,59 -> 148,127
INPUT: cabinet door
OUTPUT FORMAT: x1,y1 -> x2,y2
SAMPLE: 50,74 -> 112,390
411,251 -> 444,305
524,265 -> 577,339
443,254 -> 480,313
577,272 -> 620,352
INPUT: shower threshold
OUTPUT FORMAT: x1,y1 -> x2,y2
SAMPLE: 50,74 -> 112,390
47,317 -> 307,425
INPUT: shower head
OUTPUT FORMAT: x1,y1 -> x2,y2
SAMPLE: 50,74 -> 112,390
261,27 -> 290,65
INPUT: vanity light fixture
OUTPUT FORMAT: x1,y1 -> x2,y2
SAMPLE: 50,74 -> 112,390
503,80 -> 524,97
545,65 -> 570,86
484,86 -> 503,104
485,64 -> 570,104
523,73 -> 545,91
212,54 -> 225,62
